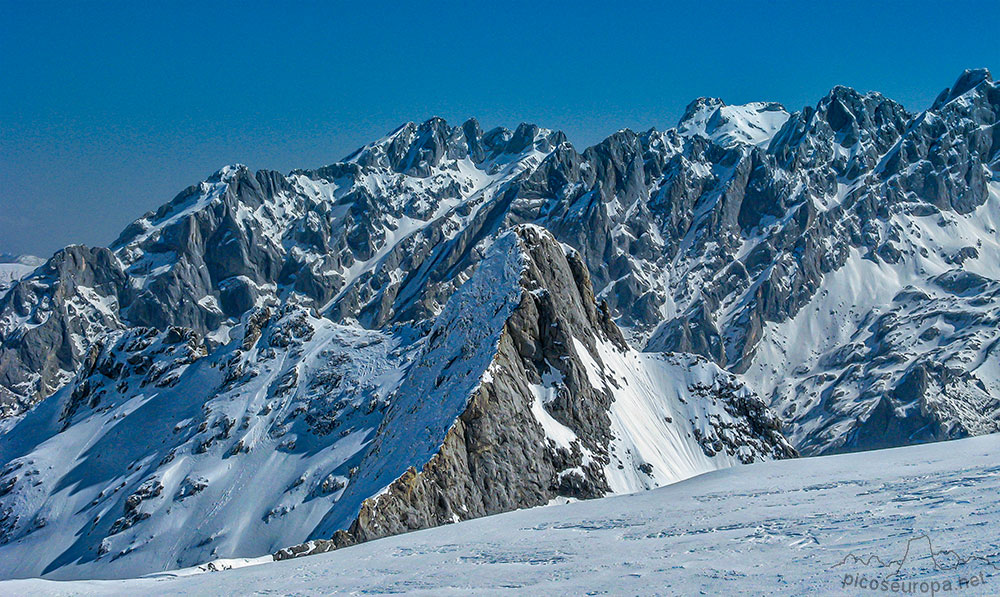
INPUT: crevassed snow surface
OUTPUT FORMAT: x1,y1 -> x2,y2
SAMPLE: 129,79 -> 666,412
4,434 -> 997,596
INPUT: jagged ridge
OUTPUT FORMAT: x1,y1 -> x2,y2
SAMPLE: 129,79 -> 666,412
0,68 -> 998,577
0,226 -> 791,578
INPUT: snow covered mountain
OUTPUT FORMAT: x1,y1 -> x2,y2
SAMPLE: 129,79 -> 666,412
4,433 -> 997,595
3,70 -> 998,453
0,226 -> 791,579
0,69 -> 998,579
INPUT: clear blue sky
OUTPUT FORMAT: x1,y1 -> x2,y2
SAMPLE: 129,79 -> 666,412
1,0 -> 997,256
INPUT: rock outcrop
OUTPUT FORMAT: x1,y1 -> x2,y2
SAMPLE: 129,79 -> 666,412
275,226 -> 793,559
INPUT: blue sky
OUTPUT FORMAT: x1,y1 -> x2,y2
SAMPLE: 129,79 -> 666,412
1,0 -> 997,256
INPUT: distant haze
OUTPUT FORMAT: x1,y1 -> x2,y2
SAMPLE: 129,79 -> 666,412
1,0 -> 997,257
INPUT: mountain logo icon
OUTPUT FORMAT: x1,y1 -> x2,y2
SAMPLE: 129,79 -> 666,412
833,533 -> 999,579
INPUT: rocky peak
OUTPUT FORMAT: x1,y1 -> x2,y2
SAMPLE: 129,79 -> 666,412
0,245 -> 127,417
342,117 -> 567,178
678,97 -> 727,128
275,224 -> 792,559
932,67 -> 994,109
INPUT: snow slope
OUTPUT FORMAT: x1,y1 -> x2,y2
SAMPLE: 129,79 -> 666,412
5,433 -> 997,595
746,182 -> 1000,453
677,98 -> 790,147
0,311 -> 413,579
0,256 -> 42,299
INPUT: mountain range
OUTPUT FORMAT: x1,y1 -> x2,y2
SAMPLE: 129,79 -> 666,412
0,68 -> 997,579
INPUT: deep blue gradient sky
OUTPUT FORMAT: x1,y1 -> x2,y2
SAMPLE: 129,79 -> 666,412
1,0 -> 997,256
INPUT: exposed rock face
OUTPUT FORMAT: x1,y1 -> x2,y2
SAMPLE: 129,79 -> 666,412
0,246 -> 127,417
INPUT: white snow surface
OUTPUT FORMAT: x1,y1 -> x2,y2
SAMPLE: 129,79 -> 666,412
0,264 -> 37,286
678,99 -> 790,148
4,434 -> 997,595
0,257 -> 42,299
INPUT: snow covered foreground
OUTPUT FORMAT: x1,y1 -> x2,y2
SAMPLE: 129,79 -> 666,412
3,434 -> 998,596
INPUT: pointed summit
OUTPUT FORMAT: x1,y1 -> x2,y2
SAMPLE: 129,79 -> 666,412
951,67 -> 992,96
932,68 -> 994,108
